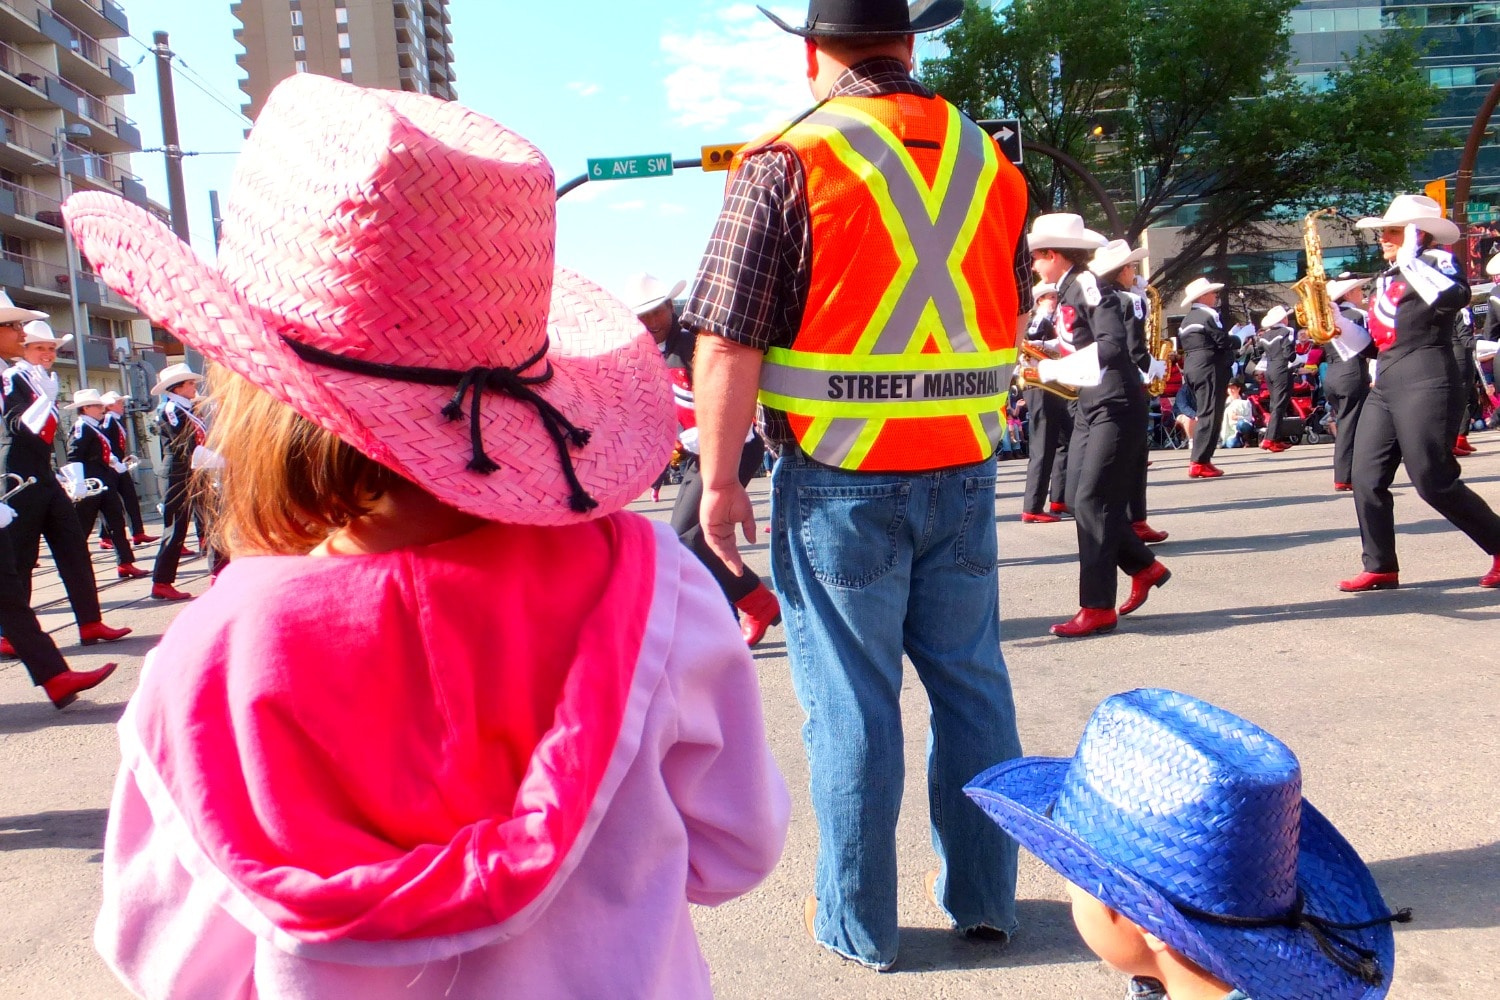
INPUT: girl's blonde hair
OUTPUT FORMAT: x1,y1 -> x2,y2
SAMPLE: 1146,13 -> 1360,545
202,367 -> 399,556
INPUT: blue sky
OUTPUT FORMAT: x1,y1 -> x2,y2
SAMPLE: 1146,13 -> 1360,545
118,1 -> 820,303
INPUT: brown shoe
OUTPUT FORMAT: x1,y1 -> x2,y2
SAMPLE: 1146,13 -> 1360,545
803,894 -> 817,943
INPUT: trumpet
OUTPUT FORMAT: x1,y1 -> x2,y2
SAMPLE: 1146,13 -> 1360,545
56,472 -> 107,502
0,474 -> 35,504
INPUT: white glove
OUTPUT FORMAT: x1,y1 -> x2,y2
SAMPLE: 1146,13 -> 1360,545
124,455 -> 140,472
0,503 -> 14,529
1146,358 -> 1168,382
1395,224 -> 1420,269
109,458 -> 129,474
191,445 -> 225,471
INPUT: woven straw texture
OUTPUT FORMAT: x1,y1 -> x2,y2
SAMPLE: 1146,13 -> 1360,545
63,74 -> 673,525
966,689 -> 1397,1000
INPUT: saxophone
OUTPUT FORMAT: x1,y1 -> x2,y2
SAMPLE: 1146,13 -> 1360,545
1292,207 -> 1338,345
1144,284 -> 1171,396
1017,341 -> 1080,401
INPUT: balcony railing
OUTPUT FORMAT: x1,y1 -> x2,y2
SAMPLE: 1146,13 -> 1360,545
3,251 -> 69,291
0,177 -> 63,224
0,107 -> 57,157
58,78 -> 134,132
62,139 -> 139,188
0,38 -> 60,93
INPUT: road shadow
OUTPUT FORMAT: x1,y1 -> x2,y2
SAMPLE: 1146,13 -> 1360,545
0,808 -> 108,852
1003,579 -> 1500,642
1367,842 -> 1500,931
0,697 -> 126,736
891,898 -> 1091,973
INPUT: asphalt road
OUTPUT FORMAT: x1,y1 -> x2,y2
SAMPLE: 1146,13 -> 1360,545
2,438 -> 1497,999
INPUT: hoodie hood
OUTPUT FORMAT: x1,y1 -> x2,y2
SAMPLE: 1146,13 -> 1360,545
128,513 -> 656,945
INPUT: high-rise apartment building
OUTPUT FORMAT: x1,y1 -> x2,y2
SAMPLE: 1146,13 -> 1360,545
1289,1 -> 1500,222
232,0 -> 455,121
0,0 -> 161,397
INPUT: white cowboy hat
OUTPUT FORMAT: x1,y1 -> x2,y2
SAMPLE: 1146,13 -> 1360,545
151,362 -> 202,396
99,390 -> 129,405
1487,253 -> 1500,278
0,292 -> 47,326
621,273 -> 686,316
1327,274 -> 1365,303
1089,239 -> 1148,277
1355,194 -> 1460,246
1028,213 -> 1109,251
1260,305 -> 1291,329
22,320 -> 73,347
64,388 -> 108,410
1179,277 -> 1225,309
1032,281 -> 1059,299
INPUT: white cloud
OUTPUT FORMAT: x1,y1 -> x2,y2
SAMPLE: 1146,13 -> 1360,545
567,81 -> 602,98
660,5 -> 809,134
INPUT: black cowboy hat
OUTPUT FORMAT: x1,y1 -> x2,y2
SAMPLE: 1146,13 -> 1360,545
759,0 -> 964,38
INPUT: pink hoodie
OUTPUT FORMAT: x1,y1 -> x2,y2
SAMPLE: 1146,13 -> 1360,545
96,513 -> 789,998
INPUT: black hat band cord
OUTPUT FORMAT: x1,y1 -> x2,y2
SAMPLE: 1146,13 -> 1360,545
281,336 -> 598,513
1173,890 -> 1413,986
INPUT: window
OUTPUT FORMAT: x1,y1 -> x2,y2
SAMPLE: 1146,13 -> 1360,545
341,57 -> 354,73
1430,65 -> 1479,87
295,60 -> 308,73
292,35 -> 306,51
290,10 -> 302,25
337,8 -> 349,23
339,32 -> 351,49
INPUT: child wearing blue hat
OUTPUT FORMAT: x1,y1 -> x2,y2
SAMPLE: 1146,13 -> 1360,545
966,688 -> 1410,1000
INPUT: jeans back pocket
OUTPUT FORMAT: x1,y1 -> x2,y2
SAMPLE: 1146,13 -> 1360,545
796,481 -> 911,590
956,474 -> 998,576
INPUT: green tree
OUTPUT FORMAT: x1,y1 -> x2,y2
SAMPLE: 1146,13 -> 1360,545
920,0 -> 1443,289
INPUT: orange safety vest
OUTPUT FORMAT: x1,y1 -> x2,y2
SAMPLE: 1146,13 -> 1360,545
742,93 -> 1027,472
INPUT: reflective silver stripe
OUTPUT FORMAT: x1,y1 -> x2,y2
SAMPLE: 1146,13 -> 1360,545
807,417 -> 867,467
761,361 -> 1014,404
979,410 -> 1004,449
801,108 -> 989,355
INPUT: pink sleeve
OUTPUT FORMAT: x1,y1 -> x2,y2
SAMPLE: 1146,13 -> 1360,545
95,764 -> 258,1000
659,553 -> 791,907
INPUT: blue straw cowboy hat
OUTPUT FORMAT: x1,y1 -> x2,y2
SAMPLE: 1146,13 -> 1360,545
966,689 -> 1409,1000
760,0 -> 964,37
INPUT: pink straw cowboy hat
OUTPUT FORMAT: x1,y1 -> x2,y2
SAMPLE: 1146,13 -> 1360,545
62,75 -> 672,525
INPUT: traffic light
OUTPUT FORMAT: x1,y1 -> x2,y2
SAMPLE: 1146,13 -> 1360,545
701,143 -> 745,172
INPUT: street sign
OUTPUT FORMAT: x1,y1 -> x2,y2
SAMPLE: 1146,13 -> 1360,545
976,118 -> 1024,166
701,143 -> 745,172
587,154 -> 674,181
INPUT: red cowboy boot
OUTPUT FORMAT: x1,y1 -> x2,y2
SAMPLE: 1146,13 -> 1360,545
1049,608 -> 1118,638
1132,521 -> 1168,544
1338,571 -> 1400,593
1333,482 -> 1353,492
1187,463 -> 1224,479
734,583 -> 781,647
0,637 -> 15,658
1480,556 -> 1500,589
117,564 -> 149,579
42,663 -> 118,710
1120,561 -> 1172,616
1049,501 -> 1071,515
99,537 -> 114,551
1453,435 -> 1475,456
132,532 -> 160,544
1021,511 -> 1062,524
151,583 -> 193,602
80,621 -> 133,645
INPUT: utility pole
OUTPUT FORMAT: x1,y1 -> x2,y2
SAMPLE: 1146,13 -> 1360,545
152,30 -> 203,371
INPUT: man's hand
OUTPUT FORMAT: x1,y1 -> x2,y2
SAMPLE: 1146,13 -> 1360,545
702,482 -> 757,576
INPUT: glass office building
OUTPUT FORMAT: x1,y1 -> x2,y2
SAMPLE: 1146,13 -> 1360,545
1290,1 -> 1500,219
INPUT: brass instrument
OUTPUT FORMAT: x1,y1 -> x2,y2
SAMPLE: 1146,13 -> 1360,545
1017,342 -> 1080,401
1292,208 -> 1338,345
1144,284 -> 1172,396
0,473 -> 34,504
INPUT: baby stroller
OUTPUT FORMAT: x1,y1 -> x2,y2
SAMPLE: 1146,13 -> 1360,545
1288,393 -> 1325,445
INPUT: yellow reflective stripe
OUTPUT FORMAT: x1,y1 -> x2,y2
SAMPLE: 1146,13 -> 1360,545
764,346 -> 1017,372
841,418 -> 883,469
801,414 -> 832,456
951,126 -> 999,347
758,391 -> 1009,420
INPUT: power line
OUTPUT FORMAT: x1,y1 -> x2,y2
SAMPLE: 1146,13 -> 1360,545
122,31 -> 253,130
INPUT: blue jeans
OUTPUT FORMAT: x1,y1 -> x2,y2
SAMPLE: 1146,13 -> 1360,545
770,451 -> 1022,969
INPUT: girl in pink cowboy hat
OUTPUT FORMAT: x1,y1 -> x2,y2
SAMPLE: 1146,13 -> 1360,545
66,74 -> 788,1000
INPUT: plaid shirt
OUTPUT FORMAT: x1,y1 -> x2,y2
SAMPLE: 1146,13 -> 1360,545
682,57 -> 1034,448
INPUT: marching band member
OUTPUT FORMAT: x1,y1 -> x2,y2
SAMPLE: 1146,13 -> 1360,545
1091,240 -> 1168,544
97,391 -> 154,545
1,321 -> 131,645
625,272 -> 781,647
149,363 -> 205,601
1020,281 -> 1073,522
1324,274 -> 1373,491
63,388 -> 147,578
1486,254 -> 1500,340
1257,305 -> 1298,452
1452,302 -> 1480,456
1340,195 -> 1500,591
0,296 -> 117,708
1028,215 -> 1170,637
1176,277 -> 1236,477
